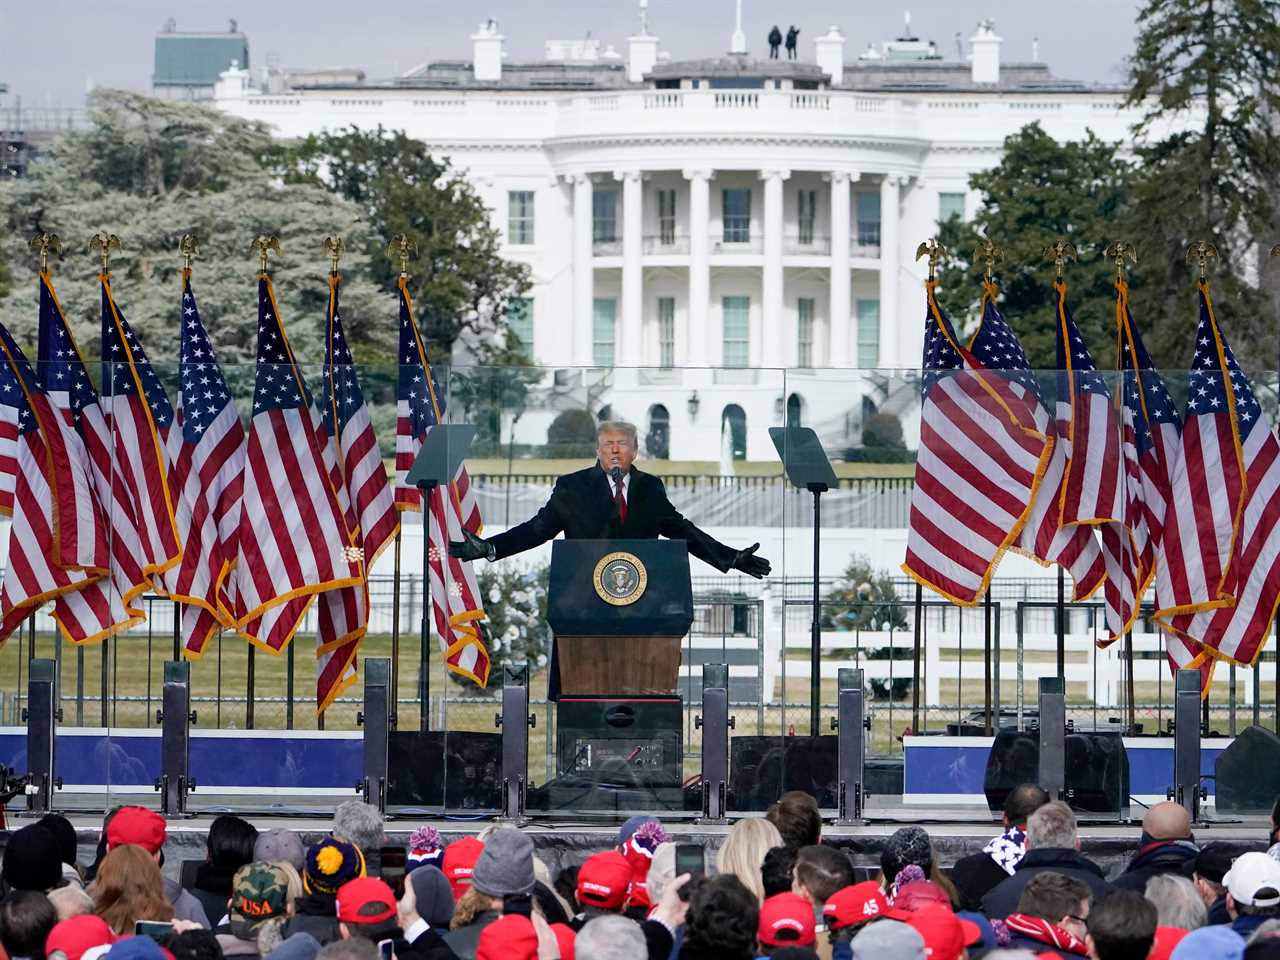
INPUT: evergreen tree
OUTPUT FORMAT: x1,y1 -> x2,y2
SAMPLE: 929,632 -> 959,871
1123,0 -> 1280,369
933,124 -> 1137,371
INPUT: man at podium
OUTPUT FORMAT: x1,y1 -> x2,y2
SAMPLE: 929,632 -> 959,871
450,420 -> 771,577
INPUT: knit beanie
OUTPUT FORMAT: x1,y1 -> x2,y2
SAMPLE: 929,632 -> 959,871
471,828 -> 536,898
882,826 -> 933,879
407,826 -> 445,873
2,823 -> 63,891
304,837 -> 366,896
619,820 -> 668,909
38,814 -> 80,867
407,865 -> 455,929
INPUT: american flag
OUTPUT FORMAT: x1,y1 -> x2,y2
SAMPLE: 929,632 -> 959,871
38,272 -> 143,639
902,282 -> 1053,605
1155,284 -> 1247,628
1169,283 -> 1280,675
234,276 -> 363,676
0,314 -> 108,644
1053,281 -> 1137,643
315,274 -> 399,711
164,272 -> 246,657
965,283 -> 1106,601
393,277 -> 490,686
1114,283 -> 1211,691
99,274 -> 181,580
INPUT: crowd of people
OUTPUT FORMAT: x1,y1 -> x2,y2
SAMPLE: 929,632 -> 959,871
2,789 -> 1280,960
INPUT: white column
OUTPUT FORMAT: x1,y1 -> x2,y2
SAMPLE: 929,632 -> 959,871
828,171 -> 853,367
684,169 -> 713,364
571,174 -> 594,366
761,169 -> 790,366
878,174 -> 902,370
617,170 -> 644,367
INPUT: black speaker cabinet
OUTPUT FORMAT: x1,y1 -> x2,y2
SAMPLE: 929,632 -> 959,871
728,735 -> 839,811
385,731 -> 501,810
555,696 -> 683,788
983,729 -> 1130,818
1216,725 -> 1280,816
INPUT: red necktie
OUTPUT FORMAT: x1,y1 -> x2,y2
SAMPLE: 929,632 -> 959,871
613,476 -> 628,524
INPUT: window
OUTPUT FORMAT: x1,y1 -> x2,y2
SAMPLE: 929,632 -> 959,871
797,298 -> 815,368
857,299 -> 880,368
593,298 -> 616,366
856,192 -> 881,247
508,297 -> 533,351
797,189 -> 816,245
722,404 -> 747,461
722,296 -> 750,368
646,404 -> 670,459
593,189 -> 618,243
657,297 -> 676,369
657,189 -> 677,245
507,190 -> 535,245
722,188 -> 751,243
938,192 -> 966,224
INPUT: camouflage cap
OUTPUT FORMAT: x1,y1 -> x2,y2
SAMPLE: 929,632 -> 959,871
229,861 -> 291,940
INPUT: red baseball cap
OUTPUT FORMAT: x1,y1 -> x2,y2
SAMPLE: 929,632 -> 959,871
476,914 -> 538,960
442,836 -> 484,897
549,923 -> 576,960
906,905 -> 982,960
824,881 -> 908,930
576,851 -> 633,910
758,892 -> 816,947
106,807 -> 166,854
335,877 -> 398,925
1148,926 -> 1190,960
46,916 -> 118,960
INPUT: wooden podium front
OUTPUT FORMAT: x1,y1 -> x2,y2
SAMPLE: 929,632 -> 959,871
547,539 -> 694,698
555,635 -> 683,696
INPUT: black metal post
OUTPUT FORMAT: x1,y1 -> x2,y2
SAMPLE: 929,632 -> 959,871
835,667 -> 866,823
246,646 -> 256,729
1038,676 -> 1066,801
1172,668 -> 1202,821
498,663 -> 530,822
984,591 -> 993,735
1056,567 -> 1066,678
1125,632 -> 1137,733
359,657 -> 392,813
698,663 -> 730,823
809,484 -> 822,737
911,583 -> 923,734
391,531 -> 402,730
420,483 -> 436,732
172,600 -> 181,661
157,661 -> 194,817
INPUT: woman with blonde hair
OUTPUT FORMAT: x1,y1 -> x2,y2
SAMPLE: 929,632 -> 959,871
93,844 -> 175,934
716,817 -> 783,903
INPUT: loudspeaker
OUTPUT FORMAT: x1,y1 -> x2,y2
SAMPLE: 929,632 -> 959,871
984,728 -> 1130,818
1216,725 -> 1280,816
555,696 -> 683,787
727,735 -> 839,811
385,731 -> 501,809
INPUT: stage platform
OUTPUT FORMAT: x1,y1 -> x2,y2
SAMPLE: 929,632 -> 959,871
13,807 -> 1271,884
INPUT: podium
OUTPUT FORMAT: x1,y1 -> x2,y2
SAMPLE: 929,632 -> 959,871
542,540 -> 693,801
548,539 -> 693,696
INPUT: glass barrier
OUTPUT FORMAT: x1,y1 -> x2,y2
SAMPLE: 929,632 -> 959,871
0,361 -> 1275,821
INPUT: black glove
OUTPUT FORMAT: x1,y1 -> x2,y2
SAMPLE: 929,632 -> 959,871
732,542 -> 770,579
449,528 -> 493,562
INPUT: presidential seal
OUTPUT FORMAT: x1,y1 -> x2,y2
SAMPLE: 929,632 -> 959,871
592,551 -> 648,606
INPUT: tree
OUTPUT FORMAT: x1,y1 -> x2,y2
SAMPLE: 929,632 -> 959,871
821,554 -> 908,632
1123,0 -> 1280,369
0,90 -> 396,377
933,124 -> 1138,370
267,127 -> 531,362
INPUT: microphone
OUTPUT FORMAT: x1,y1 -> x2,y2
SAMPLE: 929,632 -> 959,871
610,466 -> 623,484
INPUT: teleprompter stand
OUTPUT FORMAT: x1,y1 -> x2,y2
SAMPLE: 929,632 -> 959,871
769,426 -> 839,737
405,423 -> 476,732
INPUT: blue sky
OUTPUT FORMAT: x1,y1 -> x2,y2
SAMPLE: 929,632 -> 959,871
1,0 -> 1140,106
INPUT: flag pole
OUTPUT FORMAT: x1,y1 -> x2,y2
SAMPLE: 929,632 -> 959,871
1044,240 -> 1077,683
1107,241 -> 1139,733
975,238 -> 1003,739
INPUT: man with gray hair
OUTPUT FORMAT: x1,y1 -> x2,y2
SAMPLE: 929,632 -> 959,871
333,800 -> 385,871
451,419 -> 770,698
576,913 -> 648,960
1144,874 -> 1207,930
982,800 -> 1110,918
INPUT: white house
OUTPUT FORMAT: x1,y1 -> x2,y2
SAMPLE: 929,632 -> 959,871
213,11 -> 1155,461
